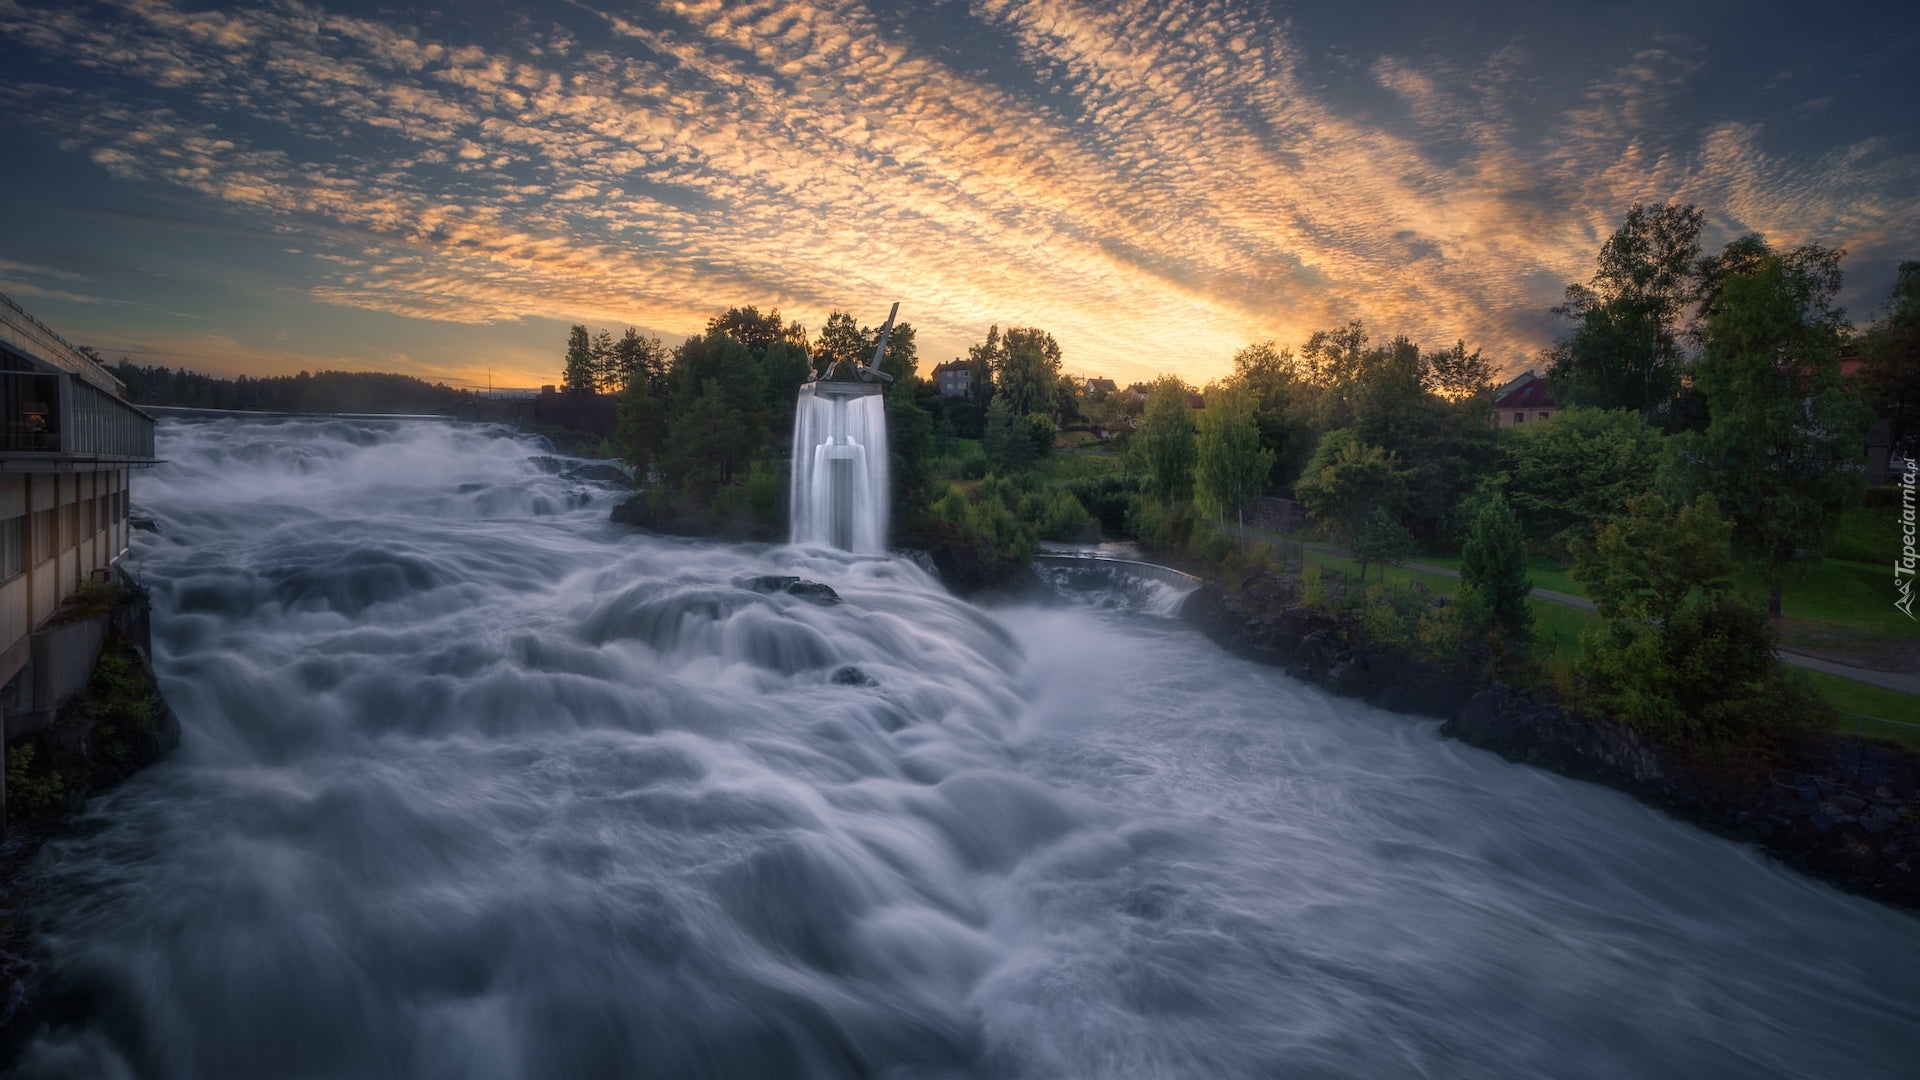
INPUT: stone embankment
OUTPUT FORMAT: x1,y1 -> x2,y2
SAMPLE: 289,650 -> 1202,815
1180,583 -> 1920,911
0,582 -> 178,1063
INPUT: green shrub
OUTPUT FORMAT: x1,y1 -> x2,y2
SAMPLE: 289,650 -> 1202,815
1017,488 -> 1099,542
959,449 -> 989,480
1577,593 -> 1827,749
1064,475 -> 1139,536
1127,497 -> 1198,552
1186,521 -> 1237,567
4,743 -> 65,815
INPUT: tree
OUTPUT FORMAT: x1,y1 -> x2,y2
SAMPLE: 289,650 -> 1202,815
1571,494 -> 1734,623
1134,375 -> 1196,505
1689,238 -> 1867,616
1352,507 -> 1413,584
1500,408 -> 1663,549
1860,260 -> 1920,472
562,325 -> 595,393
1293,429 -> 1400,540
708,306 -> 807,357
1569,493 -> 1818,749
983,398 -> 1036,474
1546,202 -> 1704,420
610,328 -> 666,394
812,311 -> 871,378
1193,383 -> 1274,548
590,329 -> 616,392
1460,491 -> 1532,640
1228,340 -> 1302,485
1428,339 -> 1494,401
994,327 -> 1062,420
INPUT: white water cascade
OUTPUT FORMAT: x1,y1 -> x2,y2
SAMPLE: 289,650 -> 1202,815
789,382 -> 890,553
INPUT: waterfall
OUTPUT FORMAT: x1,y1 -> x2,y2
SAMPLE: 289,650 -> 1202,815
789,383 -> 889,552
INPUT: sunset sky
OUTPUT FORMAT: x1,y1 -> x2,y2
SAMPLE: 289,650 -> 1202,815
0,0 -> 1914,390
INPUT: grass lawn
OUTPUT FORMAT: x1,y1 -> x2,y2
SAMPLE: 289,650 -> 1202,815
1295,549 -> 1909,737
1805,671 -> 1920,750
1034,449 -> 1126,483
1412,550 -> 1914,651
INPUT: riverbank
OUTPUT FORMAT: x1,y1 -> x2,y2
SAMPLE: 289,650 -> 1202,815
0,583 -> 178,1063
1179,579 -> 1920,911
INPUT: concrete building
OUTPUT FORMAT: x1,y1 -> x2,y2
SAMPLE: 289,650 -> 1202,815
0,292 -> 158,826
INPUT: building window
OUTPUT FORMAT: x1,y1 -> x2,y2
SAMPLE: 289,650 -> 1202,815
1514,412 -> 1525,424
63,502 -> 79,549
82,495 -> 95,538
0,516 -> 20,579
31,509 -> 54,564
1539,412 -> 1551,422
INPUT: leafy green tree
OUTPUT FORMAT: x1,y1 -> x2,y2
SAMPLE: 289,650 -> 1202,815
1428,339 -> 1494,401
1688,238 -> 1867,616
1134,375 -> 1197,505
813,311 -> 870,378
1570,492 -> 1821,750
994,327 -> 1062,419
708,306 -> 807,357
610,328 -> 666,393
1227,340 -> 1303,485
983,398 -> 1036,474
562,325 -> 595,393
1547,202 -> 1703,420
1500,408 -> 1663,548
1293,428 -> 1400,540
1460,491 -> 1532,641
1860,260 -> 1920,470
1193,383 -> 1274,546
590,329 -> 616,392
1352,507 -> 1414,584
1298,320 -> 1369,431
1571,494 -> 1734,622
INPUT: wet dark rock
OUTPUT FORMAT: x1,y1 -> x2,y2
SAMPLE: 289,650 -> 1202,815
738,576 -> 842,605
831,666 -> 878,687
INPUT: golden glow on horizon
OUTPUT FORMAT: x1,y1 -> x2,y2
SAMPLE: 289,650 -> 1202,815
0,0 -> 1914,388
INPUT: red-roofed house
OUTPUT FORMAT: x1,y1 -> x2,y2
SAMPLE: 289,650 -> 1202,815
1490,371 -> 1557,427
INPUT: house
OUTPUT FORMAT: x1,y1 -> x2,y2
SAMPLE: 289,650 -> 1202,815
930,359 -> 972,398
1083,377 -> 1118,401
1490,371 -> 1557,427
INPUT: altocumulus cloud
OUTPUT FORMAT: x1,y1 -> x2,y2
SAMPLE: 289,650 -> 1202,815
0,0 -> 1914,383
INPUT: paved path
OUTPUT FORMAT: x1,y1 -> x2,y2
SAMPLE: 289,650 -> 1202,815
1280,537 -> 1915,698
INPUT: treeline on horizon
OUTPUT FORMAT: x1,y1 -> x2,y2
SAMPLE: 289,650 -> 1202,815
107,363 -> 473,414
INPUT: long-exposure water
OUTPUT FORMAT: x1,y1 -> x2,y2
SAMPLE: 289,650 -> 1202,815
10,416 -> 1920,1078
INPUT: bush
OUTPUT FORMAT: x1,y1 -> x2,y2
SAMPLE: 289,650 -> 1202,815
1065,475 -> 1140,536
1577,593 -> 1828,750
1186,521 -> 1237,567
959,449 -> 989,480
1127,497 -> 1199,553
1018,488 -> 1099,542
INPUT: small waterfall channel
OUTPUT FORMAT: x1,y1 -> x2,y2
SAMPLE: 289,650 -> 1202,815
789,382 -> 889,553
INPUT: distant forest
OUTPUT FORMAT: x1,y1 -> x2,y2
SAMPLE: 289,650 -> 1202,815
109,363 -> 472,414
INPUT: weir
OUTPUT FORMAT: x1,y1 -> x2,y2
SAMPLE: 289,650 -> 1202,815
789,303 -> 897,553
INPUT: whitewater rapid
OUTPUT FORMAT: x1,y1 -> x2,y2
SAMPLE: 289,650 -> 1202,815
11,416 -> 1920,1078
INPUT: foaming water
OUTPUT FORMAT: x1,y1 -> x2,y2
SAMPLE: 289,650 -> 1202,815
13,415 -> 1920,1078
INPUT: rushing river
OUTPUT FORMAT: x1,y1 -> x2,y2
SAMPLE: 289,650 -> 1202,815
10,416 -> 1920,1078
